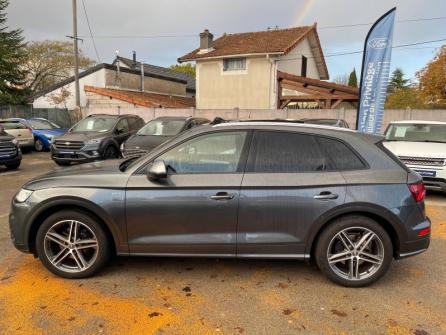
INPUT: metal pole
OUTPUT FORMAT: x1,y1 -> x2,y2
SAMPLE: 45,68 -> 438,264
72,0 -> 81,108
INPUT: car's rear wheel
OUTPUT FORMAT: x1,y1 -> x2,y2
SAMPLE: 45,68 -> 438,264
315,215 -> 393,287
36,210 -> 111,279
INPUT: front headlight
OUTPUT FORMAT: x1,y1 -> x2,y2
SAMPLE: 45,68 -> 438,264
120,143 -> 124,151
15,189 -> 33,203
45,134 -> 54,140
85,139 -> 101,146
12,139 -> 18,145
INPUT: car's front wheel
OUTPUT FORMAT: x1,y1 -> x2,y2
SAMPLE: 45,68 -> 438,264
36,210 -> 111,279
34,138 -> 44,152
315,215 -> 393,287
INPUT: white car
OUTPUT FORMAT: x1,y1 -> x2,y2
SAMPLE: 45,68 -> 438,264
383,120 -> 446,194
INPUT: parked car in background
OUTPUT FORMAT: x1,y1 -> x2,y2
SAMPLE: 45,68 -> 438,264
301,118 -> 350,128
0,125 -> 21,170
51,114 -> 144,166
7,118 -> 67,152
0,119 -> 34,151
11,121 -> 430,286
121,116 -> 209,158
384,120 -> 446,194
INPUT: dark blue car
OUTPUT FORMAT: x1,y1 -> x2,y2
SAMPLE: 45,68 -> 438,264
8,118 -> 67,151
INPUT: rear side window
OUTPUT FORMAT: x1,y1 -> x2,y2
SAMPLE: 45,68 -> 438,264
128,117 -> 144,131
317,137 -> 365,170
247,131 -> 334,173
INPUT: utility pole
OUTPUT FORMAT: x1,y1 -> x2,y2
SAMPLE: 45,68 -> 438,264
71,0 -> 81,108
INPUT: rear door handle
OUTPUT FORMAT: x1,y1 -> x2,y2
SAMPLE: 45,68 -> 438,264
314,192 -> 338,200
210,192 -> 235,200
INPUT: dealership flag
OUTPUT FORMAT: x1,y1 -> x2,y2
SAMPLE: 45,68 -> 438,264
356,8 -> 396,133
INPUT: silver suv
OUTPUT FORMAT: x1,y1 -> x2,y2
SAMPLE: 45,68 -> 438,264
10,121 -> 431,287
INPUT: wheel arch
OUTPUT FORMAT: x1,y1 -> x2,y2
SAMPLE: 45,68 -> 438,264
306,204 -> 403,259
26,198 -> 122,255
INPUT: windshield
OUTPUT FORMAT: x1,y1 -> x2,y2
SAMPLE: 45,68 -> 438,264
385,123 -> 446,143
28,119 -> 59,130
137,119 -> 185,136
71,117 -> 116,133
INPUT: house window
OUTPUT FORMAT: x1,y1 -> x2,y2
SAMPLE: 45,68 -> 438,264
223,58 -> 246,71
301,55 -> 307,77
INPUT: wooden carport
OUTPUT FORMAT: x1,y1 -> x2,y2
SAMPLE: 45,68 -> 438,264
277,71 -> 359,109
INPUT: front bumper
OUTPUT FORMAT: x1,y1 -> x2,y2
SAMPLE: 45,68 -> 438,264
9,198 -> 32,253
51,147 -> 102,164
0,151 -> 22,166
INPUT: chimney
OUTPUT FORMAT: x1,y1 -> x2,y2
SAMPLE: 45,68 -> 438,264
200,29 -> 213,50
132,51 -> 137,65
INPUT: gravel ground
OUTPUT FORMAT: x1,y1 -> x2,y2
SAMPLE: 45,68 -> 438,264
0,152 -> 445,335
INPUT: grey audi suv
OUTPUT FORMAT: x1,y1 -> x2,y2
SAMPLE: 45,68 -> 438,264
9,121 -> 430,287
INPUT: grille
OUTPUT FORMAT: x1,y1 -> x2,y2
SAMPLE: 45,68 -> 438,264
399,156 -> 446,167
0,140 -> 17,157
54,140 -> 84,151
123,148 -> 148,158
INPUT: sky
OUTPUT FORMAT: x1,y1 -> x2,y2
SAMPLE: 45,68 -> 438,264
6,0 -> 446,82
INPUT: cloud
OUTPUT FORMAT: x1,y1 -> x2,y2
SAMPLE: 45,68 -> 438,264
7,0 -> 446,79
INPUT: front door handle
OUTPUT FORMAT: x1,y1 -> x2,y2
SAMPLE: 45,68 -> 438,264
314,192 -> 339,200
210,192 -> 235,201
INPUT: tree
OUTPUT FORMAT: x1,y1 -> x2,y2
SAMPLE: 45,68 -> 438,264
169,63 -> 196,77
332,73 -> 349,85
348,68 -> 358,88
385,87 -> 427,109
388,68 -> 409,93
416,45 -> 446,106
23,40 -> 95,93
0,0 -> 28,104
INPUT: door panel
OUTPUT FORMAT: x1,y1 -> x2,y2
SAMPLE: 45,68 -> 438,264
126,173 -> 242,255
238,172 -> 346,257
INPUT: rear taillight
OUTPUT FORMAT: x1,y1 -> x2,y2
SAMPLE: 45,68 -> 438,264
418,227 -> 431,236
408,182 -> 425,202
27,127 -> 32,134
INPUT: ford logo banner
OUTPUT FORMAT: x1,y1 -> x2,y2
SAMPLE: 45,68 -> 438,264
367,38 -> 390,49
356,8 -> 396,134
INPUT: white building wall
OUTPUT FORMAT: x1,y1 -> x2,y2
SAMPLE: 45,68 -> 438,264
276,37 -> 320,79
32,68 -> 107,110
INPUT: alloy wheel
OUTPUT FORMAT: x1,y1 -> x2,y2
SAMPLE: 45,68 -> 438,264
35,139 -> 44,152
327,227 -> 384,281
43,220 -> 99,273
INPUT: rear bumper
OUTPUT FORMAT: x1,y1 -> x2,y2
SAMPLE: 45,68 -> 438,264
17,138 -> 34,148
396,217 -> 431,259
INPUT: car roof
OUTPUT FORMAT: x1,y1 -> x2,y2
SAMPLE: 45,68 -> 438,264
213,121 -> 354,132
86,114 -> 140,119
389,120 -> 446,125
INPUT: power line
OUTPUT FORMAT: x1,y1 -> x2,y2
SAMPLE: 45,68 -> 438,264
78,16 -> 446,39
80,0 -> 101,63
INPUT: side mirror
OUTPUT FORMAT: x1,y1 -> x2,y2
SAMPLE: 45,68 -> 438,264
147,160 -> 167,181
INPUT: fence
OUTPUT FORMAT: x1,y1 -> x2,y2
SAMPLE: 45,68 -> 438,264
0,105 -> 80,128
82,107 -> 446,133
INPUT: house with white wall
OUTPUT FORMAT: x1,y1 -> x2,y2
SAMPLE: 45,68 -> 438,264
179,25 -> 358,109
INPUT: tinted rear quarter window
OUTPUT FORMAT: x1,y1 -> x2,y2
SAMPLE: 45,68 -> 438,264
317,137 -> 365,170
247,131 -> 334,173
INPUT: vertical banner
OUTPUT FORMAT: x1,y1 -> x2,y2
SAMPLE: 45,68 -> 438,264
356,8 -> 396,133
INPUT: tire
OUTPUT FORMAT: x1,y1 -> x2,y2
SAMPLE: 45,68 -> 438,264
315,215 -> 393,287
6,161 -> 20,170
35,210 -> 111,279
103,145 -> 119,159
34,138 -> 44,152
55,160 -> 70,166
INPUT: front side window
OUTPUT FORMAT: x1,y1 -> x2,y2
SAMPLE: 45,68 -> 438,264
157,131 -> 247,174
385,123 -> 446,143
116,119 -> 130,133
247,131 -> 333,173
71,117 -> 116,133
223,58 -> 246,71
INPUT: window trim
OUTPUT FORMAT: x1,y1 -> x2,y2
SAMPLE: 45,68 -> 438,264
244,130 -> 369,174
134,130 -> 253,175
